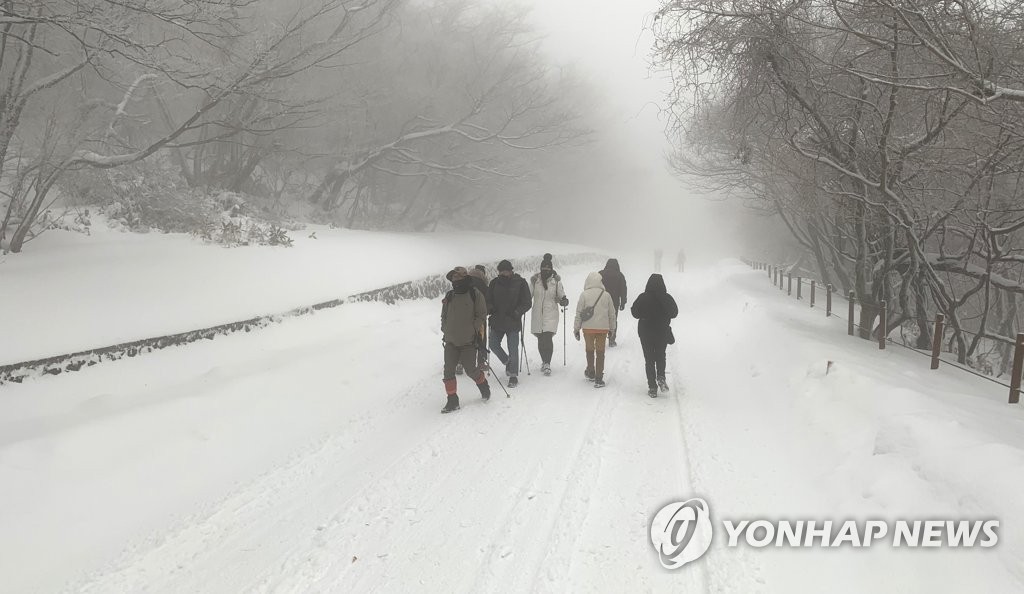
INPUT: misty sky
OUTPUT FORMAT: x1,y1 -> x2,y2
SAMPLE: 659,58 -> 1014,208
512,0 -> 743,261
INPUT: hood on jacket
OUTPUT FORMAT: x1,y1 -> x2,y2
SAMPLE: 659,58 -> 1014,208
645,274 -> 667,294
603,258 -> 620,273
584,271 -> 606,291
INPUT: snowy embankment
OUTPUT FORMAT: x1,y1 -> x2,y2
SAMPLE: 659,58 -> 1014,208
676,264 -> 1024,592
1,241 -> 1022,593
0,221 -> 597,364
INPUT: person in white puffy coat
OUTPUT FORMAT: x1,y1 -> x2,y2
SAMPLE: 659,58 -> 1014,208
573,271 -> 618,388
530,254 -> 569,375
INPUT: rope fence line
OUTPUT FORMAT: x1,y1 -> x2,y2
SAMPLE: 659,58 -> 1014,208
743,259 -> 1023,404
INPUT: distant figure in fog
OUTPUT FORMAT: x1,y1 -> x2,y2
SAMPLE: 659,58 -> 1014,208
631,274 -> 678,398
654,248 -> 663,272
676,248 -> 686,273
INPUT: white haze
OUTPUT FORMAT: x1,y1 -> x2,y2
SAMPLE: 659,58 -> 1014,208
512,0 -> 744,263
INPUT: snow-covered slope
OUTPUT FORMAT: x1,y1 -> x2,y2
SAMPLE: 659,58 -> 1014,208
1,251 -> 1022,593
0,222 -> 596,363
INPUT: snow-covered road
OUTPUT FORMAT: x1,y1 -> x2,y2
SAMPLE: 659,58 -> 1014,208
3,261 -> 1023,593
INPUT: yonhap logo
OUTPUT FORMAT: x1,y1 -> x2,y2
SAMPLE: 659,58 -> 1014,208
650,498 -> 713,569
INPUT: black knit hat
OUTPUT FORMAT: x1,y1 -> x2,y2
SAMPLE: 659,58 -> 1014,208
540,253 -> 553,270
497,259 -> 513,272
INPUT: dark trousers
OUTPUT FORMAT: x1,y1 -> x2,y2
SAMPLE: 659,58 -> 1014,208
536,331 -> 554,364
444,342 -> 485,395
640,337 -> 667,388
489,328 -> 520,376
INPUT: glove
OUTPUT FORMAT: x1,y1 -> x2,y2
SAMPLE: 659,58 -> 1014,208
619,303 -> 625,311
574,330 -> 580,341
559,296 -> 569,307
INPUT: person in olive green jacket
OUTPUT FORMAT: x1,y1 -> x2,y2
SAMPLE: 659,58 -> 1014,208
441,266 -> 491,413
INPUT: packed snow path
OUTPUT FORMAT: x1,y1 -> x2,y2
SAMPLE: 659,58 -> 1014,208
2,261 -> 1023,592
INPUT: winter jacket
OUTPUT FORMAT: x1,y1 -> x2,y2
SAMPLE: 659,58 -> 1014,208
442,288 -> 487,347
574,272 -> 618,333
487,274 -> 532,332
630,274 -> 678,344
599,259 -> 628,310
529,272 -> 567,334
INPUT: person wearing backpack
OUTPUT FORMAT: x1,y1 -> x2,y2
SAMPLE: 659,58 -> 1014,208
456,264 -> 491,376
599,259 -> 627,347
487,259 -> 532,388
630,273 -> 679,397
440,267 -> 491,413
530,254 -> 569,376
573,271 -> 617,388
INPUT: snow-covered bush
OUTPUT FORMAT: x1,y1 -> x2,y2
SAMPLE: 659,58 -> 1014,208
60,160 -> 292,247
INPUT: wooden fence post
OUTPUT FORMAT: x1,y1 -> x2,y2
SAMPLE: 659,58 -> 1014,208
827,284 -> 833,317
810,281 -> 816,307
848,291 -> 855,335
787,274 -> 792,295
797,278 -> 802,300
878,300 -> 887,349
930,314 -> 944,369
1010,333 -> 1024,404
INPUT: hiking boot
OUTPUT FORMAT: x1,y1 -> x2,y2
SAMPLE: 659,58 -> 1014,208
479,382 -> 491,401
648,386 -> 658,398
441,394 -> 460,414
542,363 -> 551,376
658,377 -> 669,392
594,378 -> 606,388
507,376 -> 519,388
584,368 -> 595,381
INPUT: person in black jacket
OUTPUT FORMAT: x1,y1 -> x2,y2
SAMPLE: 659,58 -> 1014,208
630,274 -> 679,397
487,259 -> 532,388
599,258 -> 628,347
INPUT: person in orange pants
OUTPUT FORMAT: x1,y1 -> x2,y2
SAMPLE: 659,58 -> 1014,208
573,271 -> 618,388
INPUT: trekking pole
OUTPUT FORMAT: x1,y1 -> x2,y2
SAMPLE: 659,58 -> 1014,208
520,314 -> 531,375
484,355 -> 511,398
478,339 -> 510,398
562,306 -> 567,366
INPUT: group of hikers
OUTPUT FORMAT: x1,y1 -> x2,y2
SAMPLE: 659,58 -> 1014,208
439,253 -> 679,414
